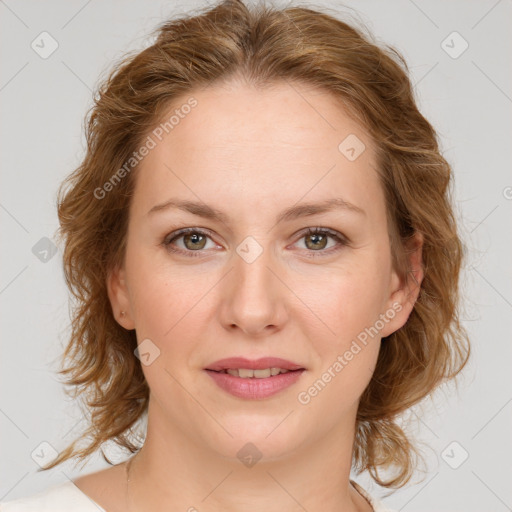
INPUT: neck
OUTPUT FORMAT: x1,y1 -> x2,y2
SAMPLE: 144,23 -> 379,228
124,399 -> 368,512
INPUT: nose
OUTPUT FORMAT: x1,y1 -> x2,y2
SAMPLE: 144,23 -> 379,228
218,242 -> 289,338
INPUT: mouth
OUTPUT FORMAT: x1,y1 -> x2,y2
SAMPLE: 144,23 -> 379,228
203,357 -> 306,399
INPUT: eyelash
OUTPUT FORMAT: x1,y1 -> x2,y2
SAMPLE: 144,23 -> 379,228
162,227 -> 348,259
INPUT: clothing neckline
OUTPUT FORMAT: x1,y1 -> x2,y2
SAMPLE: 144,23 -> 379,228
66,478 -> 377,512
67,480 -> 107,511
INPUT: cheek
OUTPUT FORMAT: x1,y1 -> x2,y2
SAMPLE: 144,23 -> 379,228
294,273 -> 384,414
298,259 -> 389,341
294,254 -> 389,390
125,244 -> 204,329
124,251 -> 209,396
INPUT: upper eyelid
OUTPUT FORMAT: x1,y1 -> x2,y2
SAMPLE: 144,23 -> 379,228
164,227 -> 217,244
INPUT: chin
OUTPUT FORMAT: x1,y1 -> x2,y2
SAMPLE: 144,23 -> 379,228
202,415 -> 307,463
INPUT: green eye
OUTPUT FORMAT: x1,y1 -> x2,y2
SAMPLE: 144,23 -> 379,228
292,227 -> 348,258
163,228 -> 215,257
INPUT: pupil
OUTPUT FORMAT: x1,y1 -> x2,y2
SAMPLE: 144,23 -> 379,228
186,233 -> 205,249
307,233 -> 326,250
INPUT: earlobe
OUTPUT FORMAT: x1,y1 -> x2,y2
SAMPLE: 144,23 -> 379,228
106,266 -> 135,330
380,232 -> 424,338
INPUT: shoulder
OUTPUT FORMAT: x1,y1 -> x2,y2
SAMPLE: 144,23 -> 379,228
350,479 -> 398,512
0,481 -> 106,512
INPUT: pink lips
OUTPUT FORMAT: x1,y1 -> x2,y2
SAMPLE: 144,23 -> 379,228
204,356 -> 306,400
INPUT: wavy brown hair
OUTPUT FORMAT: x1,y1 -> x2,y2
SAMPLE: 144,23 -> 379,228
43,0 -> 470,489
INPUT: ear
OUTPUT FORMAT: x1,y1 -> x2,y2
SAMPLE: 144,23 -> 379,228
380,231 -> 424,338
107,265 -> 135,330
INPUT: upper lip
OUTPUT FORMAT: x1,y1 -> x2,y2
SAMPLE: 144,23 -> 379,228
205,357 -> 305,372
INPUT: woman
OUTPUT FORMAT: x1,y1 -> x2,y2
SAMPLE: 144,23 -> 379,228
0,0 -> 470,511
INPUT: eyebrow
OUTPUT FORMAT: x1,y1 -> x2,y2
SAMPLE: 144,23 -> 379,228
147,197 -> 366,224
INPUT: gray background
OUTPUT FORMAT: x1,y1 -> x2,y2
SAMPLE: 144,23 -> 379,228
1,0 -> 511,510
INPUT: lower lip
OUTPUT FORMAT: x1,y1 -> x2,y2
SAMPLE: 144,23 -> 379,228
204,369 -> 305,399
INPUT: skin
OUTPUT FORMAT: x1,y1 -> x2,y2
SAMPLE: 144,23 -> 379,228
73,79 -> 423,512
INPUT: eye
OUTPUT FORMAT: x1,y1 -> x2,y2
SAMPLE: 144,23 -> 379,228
292,227 -> 348,257
163,228 -> 218,257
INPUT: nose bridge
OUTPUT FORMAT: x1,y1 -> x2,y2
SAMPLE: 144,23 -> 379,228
236,245 -> 274,298
221,236 -> 286,335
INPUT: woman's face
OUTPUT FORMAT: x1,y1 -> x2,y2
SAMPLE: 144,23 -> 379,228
108,80 -> 421,460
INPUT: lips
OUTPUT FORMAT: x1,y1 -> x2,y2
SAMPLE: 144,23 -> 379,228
205,356 -> 305,372
205,363 -> 306,399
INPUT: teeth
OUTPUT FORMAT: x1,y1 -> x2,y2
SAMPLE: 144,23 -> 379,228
224,367 -> 290,378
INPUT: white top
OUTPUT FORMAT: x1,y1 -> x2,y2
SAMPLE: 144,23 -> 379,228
0,479 -> 396,511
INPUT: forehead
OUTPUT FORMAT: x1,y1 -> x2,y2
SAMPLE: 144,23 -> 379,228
131,80 -> 383,221
165,80 -> 372,150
